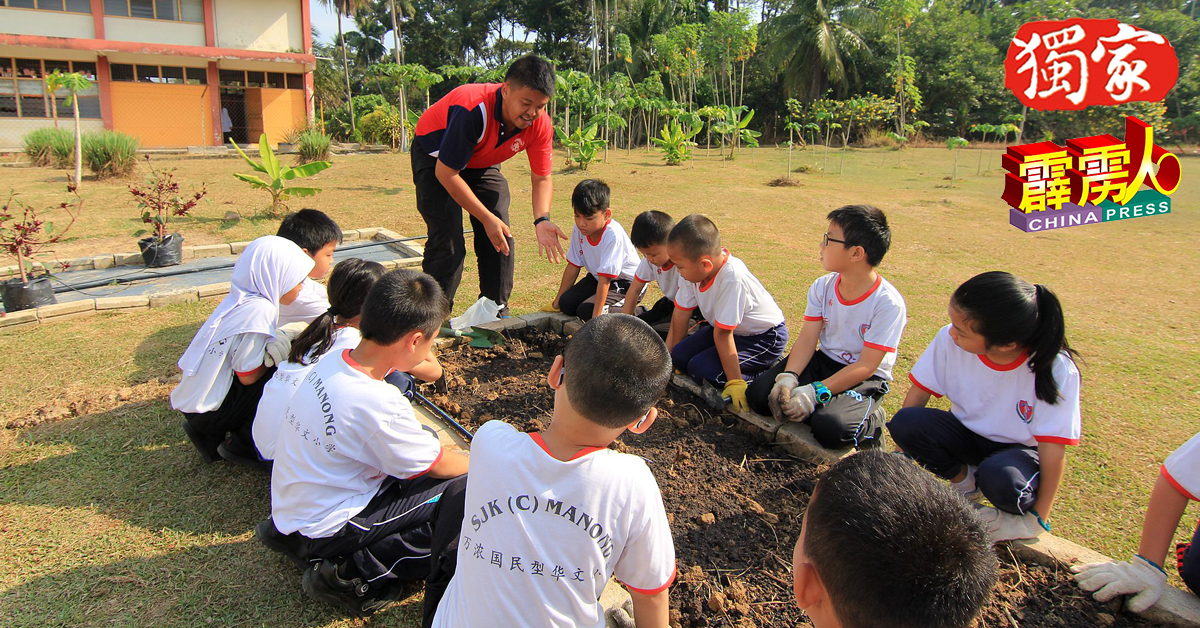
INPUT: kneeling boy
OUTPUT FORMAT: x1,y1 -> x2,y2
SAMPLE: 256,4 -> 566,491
265,269 -> 469,615
551,179 -> 640,321
667,214 -> 788,412
427,315 -> 676,628
794,450 -> 998,628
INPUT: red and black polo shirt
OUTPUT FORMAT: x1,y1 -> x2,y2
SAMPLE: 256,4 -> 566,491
414,83 -> 553,177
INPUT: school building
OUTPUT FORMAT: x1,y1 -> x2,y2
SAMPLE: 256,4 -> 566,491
0,0 -> 315,149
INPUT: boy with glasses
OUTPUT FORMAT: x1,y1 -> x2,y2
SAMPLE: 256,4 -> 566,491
747,205 -> 907,450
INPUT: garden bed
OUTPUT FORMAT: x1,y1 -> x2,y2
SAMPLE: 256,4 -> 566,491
427,327 -> 1156,628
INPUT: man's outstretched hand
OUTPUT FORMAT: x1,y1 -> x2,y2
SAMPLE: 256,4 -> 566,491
536,219 -> 568,263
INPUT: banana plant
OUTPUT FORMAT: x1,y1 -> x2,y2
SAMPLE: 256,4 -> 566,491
231,134 -> 332,217
555,123 -> 605,171
651,119 -> 701,165
946,136 -> 969,186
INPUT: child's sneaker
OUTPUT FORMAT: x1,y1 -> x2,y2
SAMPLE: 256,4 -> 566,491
180,419 -> 221,464
217,437 -> 271,471
302,559 -> 391,616
254,519 -> 307,569
952,465 -> 981,503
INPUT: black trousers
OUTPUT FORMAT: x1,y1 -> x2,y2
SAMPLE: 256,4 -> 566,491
183,367 -> 276,451
559,273 -> 632,321
412,149 -> 513,310
297,474 -> 467,583
421,472 -> 468,628
887,407 -> 1040,514
746,350 -> 888,449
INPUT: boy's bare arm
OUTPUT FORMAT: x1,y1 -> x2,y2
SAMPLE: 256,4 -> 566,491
553,264 -> 582,309
901,384 -> 931,408
592,276 -> 612,319
427,447 -> 469,479
629,589 -> 670,628
1137,473 -> 1191,566
821,346 -> 887,394
408,355 -> 443,382
713,327 -> 742,383
621,279 -> 648,315
665,306 -> 691,352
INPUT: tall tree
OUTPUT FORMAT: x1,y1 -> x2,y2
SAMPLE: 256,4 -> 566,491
876,0 -> 924,135
764,0 -> 870,101
318,0 -> 369,134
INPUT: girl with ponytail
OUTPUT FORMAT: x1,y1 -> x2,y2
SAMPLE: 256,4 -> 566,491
252,258 -> 385,461
887,271 -> 1082,545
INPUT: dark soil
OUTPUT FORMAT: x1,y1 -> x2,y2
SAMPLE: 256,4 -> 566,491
426,328 -> 1156,628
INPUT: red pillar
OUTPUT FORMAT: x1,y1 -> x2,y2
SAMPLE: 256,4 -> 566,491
301,0 -> 314,122
207,62 -> 222,146
90,0 -> 105,39
96,56 -> 114,130
202,0 -> 216,47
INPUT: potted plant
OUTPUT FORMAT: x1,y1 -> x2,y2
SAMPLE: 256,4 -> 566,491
0,184 -> 82,312
130,157 -> 207,268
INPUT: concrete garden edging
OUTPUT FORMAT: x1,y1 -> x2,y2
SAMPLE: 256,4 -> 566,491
442,310 -> 1200,628
0,228 -> 422,332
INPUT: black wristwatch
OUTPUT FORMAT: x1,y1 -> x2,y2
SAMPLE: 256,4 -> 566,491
533,216 -> 550,227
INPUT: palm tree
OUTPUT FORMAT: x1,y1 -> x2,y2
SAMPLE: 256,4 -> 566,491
610,0 -> 678,81
764,0 -> 870,101
318,0 -> 369,134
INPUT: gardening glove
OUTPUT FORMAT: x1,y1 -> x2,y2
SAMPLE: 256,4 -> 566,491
603,597 -> 635,628
540,301 -> 561,313
722,379 -> 750,413
264,322 -> 308,367
768,372 -> 800,420
1072,555 -> 1167,613
780,384 -> 818,422
976,506 -> 1047,543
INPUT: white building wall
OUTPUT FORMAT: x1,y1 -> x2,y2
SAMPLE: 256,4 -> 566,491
214,0 -> 303,53
0,8 -> 95,39
102,17 -> 206,47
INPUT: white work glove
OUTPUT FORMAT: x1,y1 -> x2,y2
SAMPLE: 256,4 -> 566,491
264,322 -> 308,367
1072,555 -> 1167,613
780,384 -> 819,421
976,506 -> 1047,543
767,372 -> 799,420
604,597 -> 635,628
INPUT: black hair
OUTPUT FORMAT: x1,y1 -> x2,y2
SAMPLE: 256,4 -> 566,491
571,179 -> 610,217
562,314 -> 672,429
804,450 -> 998,628
505,54 -> 556,97
288,258 -> 385,365
630,210 -> 675,249
826,204 -> 891,266
277,208 -> 342,254
951,271 -> 1079,403
667,213 -> 723,260
359,269 -> 449,346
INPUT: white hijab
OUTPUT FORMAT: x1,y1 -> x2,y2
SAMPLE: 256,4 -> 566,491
177,235 -> 315,376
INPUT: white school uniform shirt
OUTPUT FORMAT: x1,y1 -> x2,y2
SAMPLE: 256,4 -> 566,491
634,258 -> 683,302
566,219 -> 640,282
169,332 -> 270,413
908,325 -> 1082,448
1162,432 -> 1200,501
803,272 -> 907,380
270,349 -> 443,538
432,421 -> 676,628
253,326 -> 362,461
673,250 -> 785,335
277,277 -> 330,326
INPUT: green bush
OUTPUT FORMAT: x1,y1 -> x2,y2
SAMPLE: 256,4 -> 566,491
48,130 -> 76,168
297,129 -> 332,164
328,94 -> 390,140
22,128 -> 71,167
359,108 -> 405,148
81,130 -> 139,179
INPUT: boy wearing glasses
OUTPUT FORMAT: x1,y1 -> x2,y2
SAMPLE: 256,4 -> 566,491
747,205 -> 907,450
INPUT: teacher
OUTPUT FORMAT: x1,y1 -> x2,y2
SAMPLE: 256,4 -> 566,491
411,54 -> 567,314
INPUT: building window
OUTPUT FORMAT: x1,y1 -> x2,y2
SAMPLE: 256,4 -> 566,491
0,0 -> 90,12
0,58 -> 102,119
286,73 -> 304,90
103,0 -> 202,22
111,63 -> 206,85
220,70 -> 308,91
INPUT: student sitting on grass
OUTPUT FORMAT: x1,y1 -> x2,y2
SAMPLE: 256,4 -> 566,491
252,258 -> 385,462
793,449 -> 998,628
549,179 -> 640,321
888,271 -> 1082,542
172,235 -> 314,465
275,208 -> 342,327
1073,430 -> 1200,613
426,314 -> 676,628
620,210 -> 698,341
748,205 -> 906,450
666,214 -> 787,412
259,269 -> 469,616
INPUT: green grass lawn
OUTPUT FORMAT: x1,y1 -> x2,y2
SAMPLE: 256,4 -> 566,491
1,144 -> 1197,626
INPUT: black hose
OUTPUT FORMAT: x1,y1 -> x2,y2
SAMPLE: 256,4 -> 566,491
50,232 -> 470,294
412,389 -> 474,443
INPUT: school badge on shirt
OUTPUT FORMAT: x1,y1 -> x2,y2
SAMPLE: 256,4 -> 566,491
511,138 -> 525,153
1016,400 -> 1034,424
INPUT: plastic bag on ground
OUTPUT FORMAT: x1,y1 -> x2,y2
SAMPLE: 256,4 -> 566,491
449,297 -> 502,330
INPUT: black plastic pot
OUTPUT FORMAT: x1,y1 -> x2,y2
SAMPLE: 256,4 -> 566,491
139,232 -> 184,268
2,275 -> 56,312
